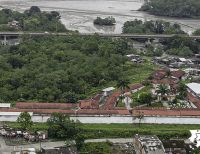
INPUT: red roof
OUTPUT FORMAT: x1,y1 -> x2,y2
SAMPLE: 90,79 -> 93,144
152,69 -> 166,80
101,91 -> 121,110
133,108 -> 200,116
0,108 -> 130,115
16,102 -> 78,109
152,78 -> 177,85
171,70 -> 185,79
187,92 -> 200,108
0,108 -> 75,114
92,94 -> 102,102
79,99 -> 99,109
130,83 -> 143,90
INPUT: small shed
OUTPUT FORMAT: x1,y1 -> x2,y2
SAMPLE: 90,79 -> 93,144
102,87 -> 115,96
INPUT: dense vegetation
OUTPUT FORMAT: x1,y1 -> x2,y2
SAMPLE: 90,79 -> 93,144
80,142 -> 112,154
94,16 -> 116,26
0,34 -> 136,103
0,6 -> 66,32
193,29 -> 200,35
122,19 -> 185,34
140,0 -> 200,18
163,35 -> 200,57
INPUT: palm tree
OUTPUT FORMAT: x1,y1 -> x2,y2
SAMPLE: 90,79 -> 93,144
117,78 -> 130,97
178,82 -> 187,99
156,84 -> 170,101
166,69 -> 171,78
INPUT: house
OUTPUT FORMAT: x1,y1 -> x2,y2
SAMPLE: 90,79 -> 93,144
186,83 -> 200,99
178,58 -> 187,63
102,87 -> 115,96
171,70 -> 185,80
162,140 -> 188,154
125,83 -> 144,95
184,68 -> 200,76
126,54 -> 144,63
151,69 -> 166,80
133,134 -> 165,154
8,20 -> 21,29
101,91 -> 121,110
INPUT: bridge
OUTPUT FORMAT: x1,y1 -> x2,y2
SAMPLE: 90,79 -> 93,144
1,32 -> 200,45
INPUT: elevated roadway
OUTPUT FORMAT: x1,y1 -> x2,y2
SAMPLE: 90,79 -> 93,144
0,32 -> 200,39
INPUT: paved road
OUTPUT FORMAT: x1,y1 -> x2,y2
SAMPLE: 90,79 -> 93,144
0,137 -> 12,154
0,32 -> 200,39
85,138 -> 133,143
0,137 -> 133,153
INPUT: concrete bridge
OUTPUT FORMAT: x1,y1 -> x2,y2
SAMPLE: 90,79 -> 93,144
0,31 -> 200,45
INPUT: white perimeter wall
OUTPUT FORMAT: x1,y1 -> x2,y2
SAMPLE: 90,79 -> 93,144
1,114 -> 200,124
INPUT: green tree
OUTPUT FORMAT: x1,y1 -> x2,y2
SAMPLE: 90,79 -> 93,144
17,112 -> 33,130
94,16 -> 116,26
75,134 -> 85,151
138,92 -> 153,106
140,0 -> 200,18
47,113 -> 78,139
177,82 -> 187,99
117,78 -> 130,96
156,84 -> 170,101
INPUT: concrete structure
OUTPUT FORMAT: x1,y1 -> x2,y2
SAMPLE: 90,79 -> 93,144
189,130 -> 200,147
2,112 -> 200,124
187,83 -> 200,99
0,103 -> 11,108
133,134 -> 165,154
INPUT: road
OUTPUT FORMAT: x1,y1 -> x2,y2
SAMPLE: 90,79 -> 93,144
0,32 -> 200,39
0,137 -> 133,153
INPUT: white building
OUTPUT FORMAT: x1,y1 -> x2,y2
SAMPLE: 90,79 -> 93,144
0,103 -> 11,108
186,83 -> 200,99
102,87 -> 115,96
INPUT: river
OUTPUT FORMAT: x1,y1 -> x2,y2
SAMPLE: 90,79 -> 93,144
0,0 -> 200,34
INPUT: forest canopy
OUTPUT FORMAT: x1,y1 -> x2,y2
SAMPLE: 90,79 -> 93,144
0,6 -> 66,32
0,35 -> 132,103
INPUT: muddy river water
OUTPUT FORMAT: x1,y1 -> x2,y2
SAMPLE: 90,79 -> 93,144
0,0 -> 200,34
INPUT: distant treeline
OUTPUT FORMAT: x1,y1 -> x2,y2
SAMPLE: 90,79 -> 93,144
140,0 -> 200,18
122,19 -> 185,34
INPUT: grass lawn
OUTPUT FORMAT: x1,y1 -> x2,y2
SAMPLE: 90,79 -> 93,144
124,59 -> 159,84
80,123 -> 199,139
80,142 -> 111,154
116,99 -> 125,107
